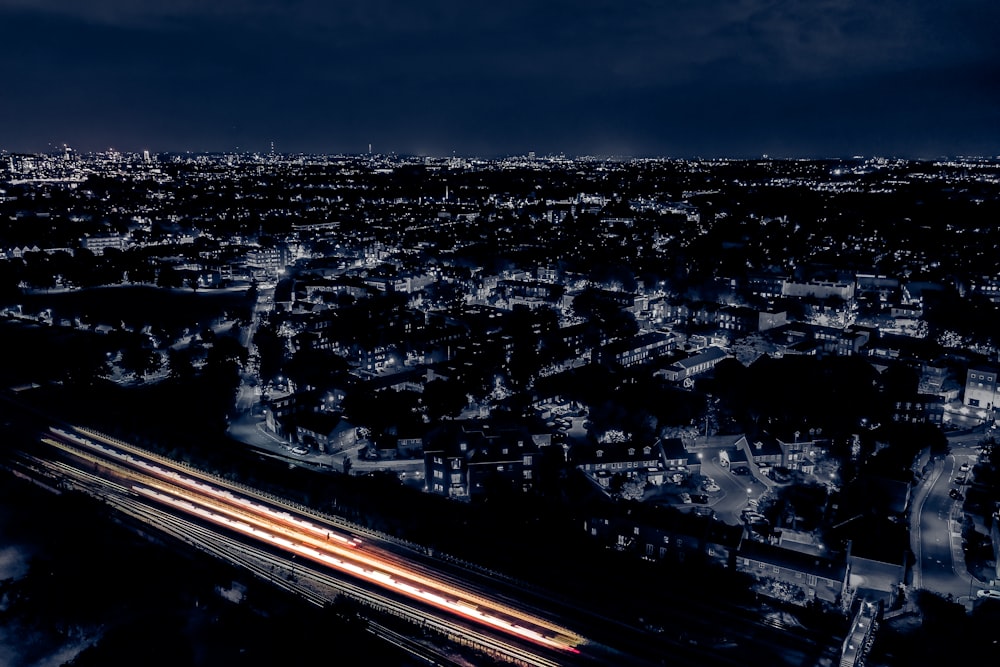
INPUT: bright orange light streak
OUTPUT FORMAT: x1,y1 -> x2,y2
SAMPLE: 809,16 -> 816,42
133,486 -> 577,652
55,426 -> 582,651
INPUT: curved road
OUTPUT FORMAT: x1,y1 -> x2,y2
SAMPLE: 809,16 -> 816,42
911,434 -> 991,605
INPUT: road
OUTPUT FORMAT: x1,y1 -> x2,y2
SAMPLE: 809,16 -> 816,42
911,433 -> 989,605
234,286 -> 270,414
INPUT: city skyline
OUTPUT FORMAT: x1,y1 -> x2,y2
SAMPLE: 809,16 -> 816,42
2,0 -> 999,159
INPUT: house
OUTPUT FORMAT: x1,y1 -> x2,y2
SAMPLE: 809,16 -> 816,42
658,437 -> 689,471
767,322 -> 871,358
294,412 -> 357,454
965,365 -> 999,413
657,346 -> 731,385
746,272 -> 787,303
263,389 -> 296,437
736,539 -> 851,606
595,331 -> 679,369
718,440 -> 752,470
737,434 -> 785,472
362,368 -> 425,393
781,278 -> 855,302
584,510 -> 744,569
423,420 -> 544,499
716,305 -> 787,334
573,441 -> 664,489
890,394 -> 945,425
847,552 -> 907,608
775,436 -> 830,471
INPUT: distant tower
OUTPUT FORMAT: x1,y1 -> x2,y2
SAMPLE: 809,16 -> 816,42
143,149 -> 151,163
270,141 -> 275,156
368,143 -> 372,155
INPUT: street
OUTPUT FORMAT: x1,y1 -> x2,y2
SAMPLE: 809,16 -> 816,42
910,431 -> 990,605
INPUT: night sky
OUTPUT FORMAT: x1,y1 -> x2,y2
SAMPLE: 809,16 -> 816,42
2,0 -> 999,158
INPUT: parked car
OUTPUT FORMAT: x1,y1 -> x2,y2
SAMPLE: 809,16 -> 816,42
702,482 -> 721,493
960,462 -> 971,472
949,488 -> 964,500
954,475 -> 967,485
691,493 -> 709,504
732,466 -> 750,476
976,589 -> 1000,600
678,492 -> 692,504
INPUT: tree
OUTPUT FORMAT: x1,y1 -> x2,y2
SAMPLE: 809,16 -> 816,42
421,379 -> 467,421
620,478 -> 646,501
730,333 -> 776,366
119,340 -> 163,379
156,264 -> 183,289
167,347 -> 196,381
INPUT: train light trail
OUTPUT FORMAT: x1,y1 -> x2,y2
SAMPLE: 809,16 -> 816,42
132,485 -> 576,653
44,425 -> 584,654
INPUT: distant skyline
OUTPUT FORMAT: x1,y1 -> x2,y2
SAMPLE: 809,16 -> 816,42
2,1 -> 999,159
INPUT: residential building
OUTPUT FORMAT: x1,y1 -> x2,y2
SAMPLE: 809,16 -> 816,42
423,420 -> 544,499
80,232 -> 126,255
736,539 -> 851,606
657,346 -> 731,385
965,365 -> 999,412
573,441 -> 664,489
584,511 -> 744,569
294,412 -> 357,454
891,394 -> 945,425
595,331 -> 679,369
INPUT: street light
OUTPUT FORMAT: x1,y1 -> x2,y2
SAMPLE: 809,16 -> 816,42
746,487 -> 753,508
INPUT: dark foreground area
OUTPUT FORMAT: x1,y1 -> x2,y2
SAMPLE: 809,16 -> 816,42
0,476 -> 423,667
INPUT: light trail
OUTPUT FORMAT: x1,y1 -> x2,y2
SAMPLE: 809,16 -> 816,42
133,485 -> 578,653
44,426 -> 583,654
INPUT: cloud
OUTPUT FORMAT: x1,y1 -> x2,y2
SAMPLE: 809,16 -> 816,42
0,0 -> 276,27
1,0 -> 998,156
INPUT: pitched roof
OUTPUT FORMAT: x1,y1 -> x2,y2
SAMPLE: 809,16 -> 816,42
739,540 -> 848,580
671,346 -> 729,369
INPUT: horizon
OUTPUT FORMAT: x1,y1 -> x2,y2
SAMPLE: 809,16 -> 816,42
6,146 -> 1000,163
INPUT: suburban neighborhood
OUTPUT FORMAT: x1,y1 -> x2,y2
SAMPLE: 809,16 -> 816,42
3,150 -> 1000,666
